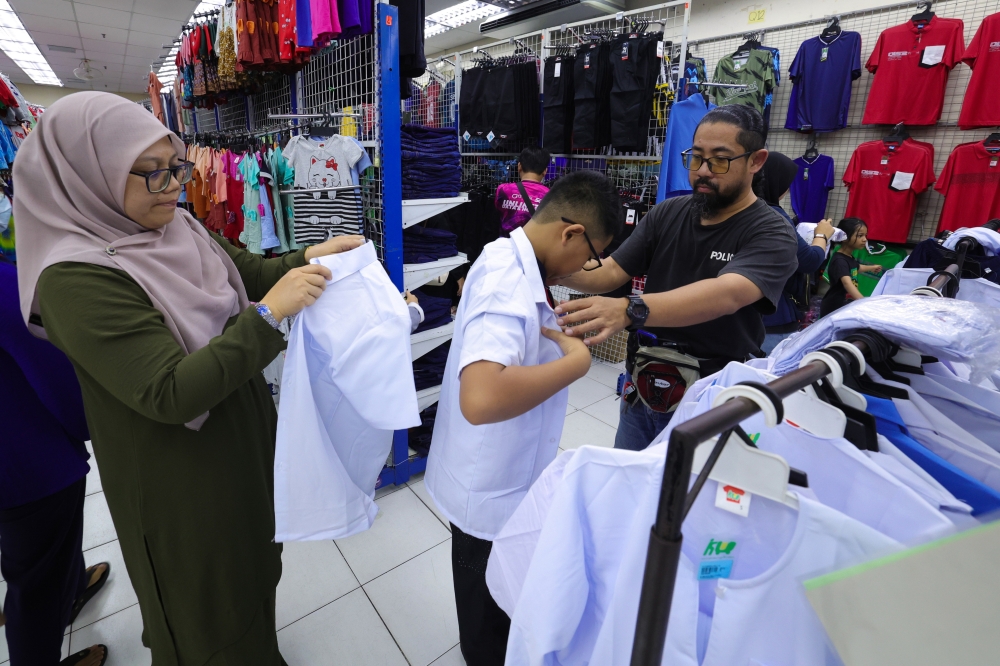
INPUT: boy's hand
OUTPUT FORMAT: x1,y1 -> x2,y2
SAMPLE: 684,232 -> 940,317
542,327 -> 591,377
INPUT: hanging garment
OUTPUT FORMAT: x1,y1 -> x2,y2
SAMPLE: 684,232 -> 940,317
789,153 -> 835,222
501,443 -> 900,666
862,16 -> 965,125
542,54 -> 575,154
608,31 -> 662,152
572,41 -> 614,149
656,93 -> 715,201
785,31 -> 862,132
958,12 -> 1000,129
933,141 -> 1000,234
274,242 -> 420,541
873,267 -> 1000,309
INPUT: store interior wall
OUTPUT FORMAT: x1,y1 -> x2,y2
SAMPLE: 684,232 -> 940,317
13,83 -> 148,108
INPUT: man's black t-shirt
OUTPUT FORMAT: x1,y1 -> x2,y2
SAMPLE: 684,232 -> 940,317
820,252 -> 861,317
611,195 -> 799,371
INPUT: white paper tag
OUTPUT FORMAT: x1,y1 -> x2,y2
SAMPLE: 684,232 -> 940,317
657,40 -> 664,58
626,208 -> 637,224
462,131 -> 470,141
991,158 -> 998,168
715,483 -> 751,517
881,156 -> 889,165
554,62 -> 561,77
487,131 -> 496,142
891,171 -> 915,190
922,44 -> 945,66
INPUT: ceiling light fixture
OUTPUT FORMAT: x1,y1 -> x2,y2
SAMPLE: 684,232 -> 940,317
0,0 -> 61,86
425,1 -> 506,38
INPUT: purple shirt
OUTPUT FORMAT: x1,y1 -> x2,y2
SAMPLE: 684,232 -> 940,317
494,181 -> 549,235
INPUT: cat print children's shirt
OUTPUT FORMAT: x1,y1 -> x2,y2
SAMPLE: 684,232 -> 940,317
284,135 -> 366,196
284,135 -> 370,246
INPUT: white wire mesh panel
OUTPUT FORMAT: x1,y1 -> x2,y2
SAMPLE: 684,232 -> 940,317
404,58 -> 457,129
545,2 -> 687,160
218,95 -> 248,131
299,28 -> 383,261
194,106 -> 218,131
251,75 -> 294,132
689,0 -> 1000,243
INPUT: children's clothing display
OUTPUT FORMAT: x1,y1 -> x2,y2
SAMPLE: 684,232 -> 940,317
862,16 -> 966,125
609,31 -> 663,152
790,153 -> 835,222
933,140 -> 1000,233
711,49 -> 776,115
958,12 -> 1000,129
843,138 -> 935,243
274,242 -> 420,541
572,41 -> 614,150
785,31 -> 862,132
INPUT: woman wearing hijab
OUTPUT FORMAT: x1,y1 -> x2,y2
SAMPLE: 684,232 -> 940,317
15,92 -> 363,664
754,151 -> 836,354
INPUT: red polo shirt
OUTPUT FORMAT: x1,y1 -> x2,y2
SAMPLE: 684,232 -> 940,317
863,16 -> 966,126
844,138 -> 936,243
935,141 -> 1000,233
959,12 -> 1000,129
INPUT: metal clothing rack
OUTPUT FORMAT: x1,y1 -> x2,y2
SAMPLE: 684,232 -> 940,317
629,231 -> 983,666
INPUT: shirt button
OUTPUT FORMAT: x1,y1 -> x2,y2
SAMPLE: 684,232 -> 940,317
105,246 -> 117,256
549,437 -> 556,443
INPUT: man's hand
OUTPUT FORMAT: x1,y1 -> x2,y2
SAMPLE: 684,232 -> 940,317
304,235 -> 366,261
553,296 -> 630,346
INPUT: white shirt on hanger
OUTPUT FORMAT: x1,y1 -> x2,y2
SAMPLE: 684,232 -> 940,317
504,444 -> 901,666
902,371 -> 1000,451
872,267 -> 1000,309
273,242 -> 421,542
425,227 -> 568,540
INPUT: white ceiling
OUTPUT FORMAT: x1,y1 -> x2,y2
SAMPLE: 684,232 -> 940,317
3,0 -> 202,94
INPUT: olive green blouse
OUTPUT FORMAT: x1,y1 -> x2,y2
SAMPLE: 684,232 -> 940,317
38,236 -> 306,665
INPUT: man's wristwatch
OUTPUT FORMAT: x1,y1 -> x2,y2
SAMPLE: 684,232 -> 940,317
625,295 -> 649,330
255,303 -> 282,329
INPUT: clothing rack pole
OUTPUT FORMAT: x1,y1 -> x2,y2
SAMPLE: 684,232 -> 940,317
629,235 -> 976,664
278,185 -> 371,194
266,112 -> 363,119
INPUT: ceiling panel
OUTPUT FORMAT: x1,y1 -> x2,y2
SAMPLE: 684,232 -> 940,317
128,29 -> 174,47
7,0 -> 74,20
131,0 -> 197,21
129,12 -> 184,36
36,31 -> 84,49
79,0 -> 141,11
77,23 -> 128,42
74,4 -> 131,30
19,13 -> 79,36
81,38 -> 127,55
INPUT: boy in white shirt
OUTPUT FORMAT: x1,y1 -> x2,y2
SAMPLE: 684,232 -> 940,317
425,171 -> 622,665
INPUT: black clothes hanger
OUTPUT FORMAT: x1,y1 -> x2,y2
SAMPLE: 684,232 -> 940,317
984,132 -> 1000,153
820,16 -> 842,41
812,378 -> 880,452
734,31 -> 762,58
804,137 -> 819,160
911,1 -> 934,23
883,122 -> 910,151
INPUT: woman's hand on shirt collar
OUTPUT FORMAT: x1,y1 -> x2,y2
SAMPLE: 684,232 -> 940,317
303,235 -> 366,262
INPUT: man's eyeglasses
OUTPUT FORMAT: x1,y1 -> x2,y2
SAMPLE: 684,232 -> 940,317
680,149 -> 753,175
129,161 -> 195,193
562,217 -> 603,271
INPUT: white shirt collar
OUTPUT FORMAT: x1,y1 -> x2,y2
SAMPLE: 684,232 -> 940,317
509,226 -> 550,306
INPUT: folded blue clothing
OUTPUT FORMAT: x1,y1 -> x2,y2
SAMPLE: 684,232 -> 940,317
402,124 -> 459,139
413,289 -> 453,333
402,150 -> 462,161
403,189 -> 462,200
414,342 -> 449,390
404,225 -> 459,263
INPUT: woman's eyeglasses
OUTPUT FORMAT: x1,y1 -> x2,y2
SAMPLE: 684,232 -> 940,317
562,217 -> 603,271
129,161 -> 195,193
680,149 -> 753,175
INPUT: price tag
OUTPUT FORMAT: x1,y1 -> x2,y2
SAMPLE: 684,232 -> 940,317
463,131 -> 471,141
657,41 -> 664,58
821,46 -> 829,61
554,62 -> 561,77
922,44 -> 945,66
803,168 -> 809,181
715,483 -> 751,517
881,156 -> 889,165
991,158 -> 998,168
487,131 -> 496,142
626,208 -> 637,224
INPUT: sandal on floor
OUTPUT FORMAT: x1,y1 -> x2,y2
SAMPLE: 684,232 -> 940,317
60,644 -> 109,666
69,562 -> 110,625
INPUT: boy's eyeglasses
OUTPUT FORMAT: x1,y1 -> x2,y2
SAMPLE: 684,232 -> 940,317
562,217 -> 603,271
680,149 -> 753,174
129,161 -> 195,193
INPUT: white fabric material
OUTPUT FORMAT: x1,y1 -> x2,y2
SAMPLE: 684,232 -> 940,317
903,371 -> 1000,450
425,227 -> 568,540
872,435 -> 972,514
274,242 -> 420,542
872,267 -> 1000,308
504,445 -> 901,666
768,295 -> 1000,381
797,222 -> 847,248
942,227 -> 1000,256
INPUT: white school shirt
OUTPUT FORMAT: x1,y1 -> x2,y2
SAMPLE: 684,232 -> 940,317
425,227 -> 568,540
904,371 -> 1000,451
872,267 -> 1000,309
505,445 -> 901,666
274,242 -> 421,541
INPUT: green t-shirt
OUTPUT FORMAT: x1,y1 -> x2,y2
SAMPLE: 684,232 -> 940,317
854,244 -> 907,296
712,50 -> 775,113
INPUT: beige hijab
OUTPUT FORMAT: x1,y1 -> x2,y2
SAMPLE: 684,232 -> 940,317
15,92 -> 249,428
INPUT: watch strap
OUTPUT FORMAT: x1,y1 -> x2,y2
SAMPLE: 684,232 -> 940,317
255,303 -> 282,329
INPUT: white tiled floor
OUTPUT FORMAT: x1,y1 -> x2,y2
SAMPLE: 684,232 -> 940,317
0,361 -> 624,666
